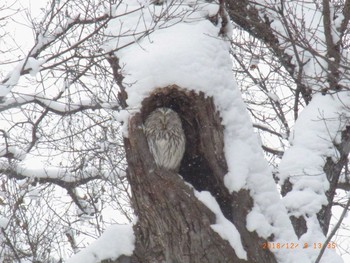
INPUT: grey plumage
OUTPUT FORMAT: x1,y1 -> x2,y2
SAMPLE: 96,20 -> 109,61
144,107 -> 185,171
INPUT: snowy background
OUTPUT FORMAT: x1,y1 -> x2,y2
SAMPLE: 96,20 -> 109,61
0,0 -> 349,262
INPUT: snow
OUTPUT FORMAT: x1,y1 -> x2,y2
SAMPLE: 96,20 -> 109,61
26,57 -> 45,76
298,215 -> 343,263
0,160 -> 101,183
282,189 -> 328,216
105,0 -> 270,191
194,190 -> 247,260
102,0 -> 350,261
104,1 -> 306,262
267,92 -> 280,103
0,145 -> 27,160
65,224 -> 135,263
0,0 -> 343,262
0,57 -> 45,98
0,216 -> 9,228
254,1 -> 342,92
0,61 -> 22,97
277,93 -> 349,262
250,2 -> 350,261
0,93 -> 118,113
279,93 -> 350,217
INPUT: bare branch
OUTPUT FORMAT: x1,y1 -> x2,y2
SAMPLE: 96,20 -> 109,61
315,196 -> 350,263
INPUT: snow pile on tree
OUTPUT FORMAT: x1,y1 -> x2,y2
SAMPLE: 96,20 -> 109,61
280,94 -> 350,216
65,0 -> 346,262
104,0 -> 304,262
65,224 -> 134,263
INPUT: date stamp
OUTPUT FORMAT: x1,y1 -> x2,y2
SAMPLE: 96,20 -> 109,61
262,242 -> 337,250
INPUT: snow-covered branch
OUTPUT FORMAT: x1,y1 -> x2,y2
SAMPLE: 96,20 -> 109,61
0,94 -> 118,115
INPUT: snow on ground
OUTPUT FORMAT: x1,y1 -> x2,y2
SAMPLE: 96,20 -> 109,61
65,224 -> 134,263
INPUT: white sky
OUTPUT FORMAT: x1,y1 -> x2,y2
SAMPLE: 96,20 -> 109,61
2,0 -> 44,59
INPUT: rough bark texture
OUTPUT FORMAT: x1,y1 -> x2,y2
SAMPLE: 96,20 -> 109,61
111,86 -> 276,263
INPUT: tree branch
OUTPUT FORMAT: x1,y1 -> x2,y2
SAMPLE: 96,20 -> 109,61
226,0 -> 312,104
315,196 -> 350,263
0,166 -> 100,188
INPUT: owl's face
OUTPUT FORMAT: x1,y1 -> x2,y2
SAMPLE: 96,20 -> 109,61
145,108 -> 182,131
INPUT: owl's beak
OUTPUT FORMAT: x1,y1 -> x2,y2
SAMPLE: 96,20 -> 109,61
161,118 -> 167,130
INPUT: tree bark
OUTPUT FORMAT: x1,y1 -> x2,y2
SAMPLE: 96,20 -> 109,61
117,86 -> 276,262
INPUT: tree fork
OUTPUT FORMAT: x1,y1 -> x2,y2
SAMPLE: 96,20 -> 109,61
112,86 -> 276,262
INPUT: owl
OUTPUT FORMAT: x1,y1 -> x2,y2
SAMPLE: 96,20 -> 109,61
144,107 -> 185,171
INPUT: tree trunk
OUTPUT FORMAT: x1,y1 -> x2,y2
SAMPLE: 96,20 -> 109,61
115,86 -> 276,262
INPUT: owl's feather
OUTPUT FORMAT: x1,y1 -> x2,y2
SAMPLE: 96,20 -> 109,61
144,108 -> 185,171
